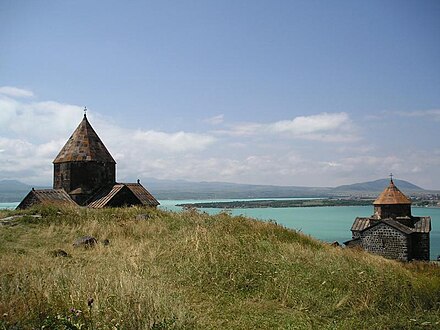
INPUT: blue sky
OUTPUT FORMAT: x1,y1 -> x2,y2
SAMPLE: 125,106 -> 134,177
1,1 -> 439,189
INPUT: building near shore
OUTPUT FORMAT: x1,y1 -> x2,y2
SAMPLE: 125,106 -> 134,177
345,178 -> 430,261
17,112 -> 159,209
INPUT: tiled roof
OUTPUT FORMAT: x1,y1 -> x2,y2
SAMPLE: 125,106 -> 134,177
125,183 -> 160,207
87,183 -> 159,208
87,184 -> 125,208
16,189 -> 77,209
351,216 -> 431,234
351,217 -> 372,232
34,189 -> 77,204
373,179 -> 411,205
53,114 -> 115,164
413,217 -> 431,233
378,219 -> 414,235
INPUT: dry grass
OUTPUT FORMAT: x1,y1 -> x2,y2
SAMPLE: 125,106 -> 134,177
0,205 -> 439,329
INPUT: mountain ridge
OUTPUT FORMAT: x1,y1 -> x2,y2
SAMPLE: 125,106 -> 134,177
334,178 -> 423,192
1,178 -> 431,202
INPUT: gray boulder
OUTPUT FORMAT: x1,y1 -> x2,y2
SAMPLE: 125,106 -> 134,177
136,213 -> 152,221
50,249 -> 70,257
73,236 -> 97,248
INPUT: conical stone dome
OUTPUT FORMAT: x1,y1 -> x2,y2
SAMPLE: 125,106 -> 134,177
53,114 -> 115,164
53,113 -> 116,205
373,179 -> 412,205
373,179 -> 412,219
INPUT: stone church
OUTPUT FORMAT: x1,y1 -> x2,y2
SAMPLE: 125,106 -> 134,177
17,112 -> 159,209
345,178 -> 431,261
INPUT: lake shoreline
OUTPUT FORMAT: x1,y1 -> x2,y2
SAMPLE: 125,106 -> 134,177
175,198 -> 440,209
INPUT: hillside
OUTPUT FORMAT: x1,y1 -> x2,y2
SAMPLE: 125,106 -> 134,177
144,178 -> 331,199
0,205 -> 439,329
0,179 -> 31,191
0,180 -> 30,202
334,179 -> 423,192
0,180 -> 49,202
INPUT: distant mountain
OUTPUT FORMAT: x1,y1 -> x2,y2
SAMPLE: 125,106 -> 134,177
141,177 -> 428,199
0,178 -> 429,202
0,180 -> 49,202
142,177 -> 329,200
334,179 -> 423,192
0,179 -> 32,191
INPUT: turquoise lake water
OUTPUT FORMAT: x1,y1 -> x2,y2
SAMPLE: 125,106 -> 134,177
2,200 -> 439,260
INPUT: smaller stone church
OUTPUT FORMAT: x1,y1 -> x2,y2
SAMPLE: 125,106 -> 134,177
345,178 -> 431,261
17,112 -> 159,209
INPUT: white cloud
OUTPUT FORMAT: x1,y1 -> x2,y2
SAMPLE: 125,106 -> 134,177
0,96 -> 83,141
216,122 -> 263,137
203,114 -> 224,125
133,130 -> 216,152
395,109 -> 440,121
0,86 -> 34,98
0,137 -> 52,184
0,87 -> 217,184
1,86 -> 439,188
216,112 -> 358,142
269,112 -> 349,135
119,155 -> 258,183
312,153 -> 440,189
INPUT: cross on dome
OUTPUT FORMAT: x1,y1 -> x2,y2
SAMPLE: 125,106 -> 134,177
389,173 -> 394,183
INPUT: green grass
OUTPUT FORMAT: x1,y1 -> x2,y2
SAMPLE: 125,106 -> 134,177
0,205 -> 439,329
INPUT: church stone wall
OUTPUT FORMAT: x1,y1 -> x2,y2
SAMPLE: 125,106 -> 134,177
106,187 -> 140,207
54,163 -> 69,192
16,193 -> 39,210
374,204 -> 411,219
412,233 -> 430,261
54,162 -> 115,197
360,223 -> 410,261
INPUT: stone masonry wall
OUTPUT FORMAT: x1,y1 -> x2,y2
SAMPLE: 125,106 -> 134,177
412,233 -> 430,261
17,193 -> 39,209
54,161 -> 115,196
361,223 -> 409,261
374,204 -> 411,219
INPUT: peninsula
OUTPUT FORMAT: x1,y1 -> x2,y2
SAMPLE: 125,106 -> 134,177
177,198 -> 374,209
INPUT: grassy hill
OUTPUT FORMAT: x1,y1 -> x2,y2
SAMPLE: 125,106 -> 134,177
0,205 -> 439,329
